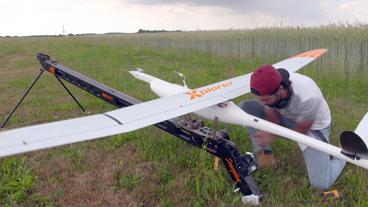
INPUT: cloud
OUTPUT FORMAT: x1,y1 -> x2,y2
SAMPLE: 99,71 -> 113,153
2,0 -> 368,36
123,0 -> 329,25
337,0 -> 368,20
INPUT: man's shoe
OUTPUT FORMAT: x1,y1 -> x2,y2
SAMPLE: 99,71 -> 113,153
257,150 -> 277,170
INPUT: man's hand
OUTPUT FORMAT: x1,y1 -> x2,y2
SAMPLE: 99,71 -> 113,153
294,120 -> 314,134
265,107 -> 281,124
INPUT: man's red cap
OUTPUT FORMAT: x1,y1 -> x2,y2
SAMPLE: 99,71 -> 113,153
250,65 -> 282,96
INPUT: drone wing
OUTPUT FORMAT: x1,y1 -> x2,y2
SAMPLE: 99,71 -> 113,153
272,48 -> 327,72
0,73 -> 251,158
0,48 -> 328,158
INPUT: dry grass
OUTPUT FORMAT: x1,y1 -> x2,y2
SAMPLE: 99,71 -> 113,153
27,143 -> 161,206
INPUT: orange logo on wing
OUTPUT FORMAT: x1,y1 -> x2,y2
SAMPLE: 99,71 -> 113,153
186,81 -> 233,100
292,48 -> 328,58
186,90 -> 203,100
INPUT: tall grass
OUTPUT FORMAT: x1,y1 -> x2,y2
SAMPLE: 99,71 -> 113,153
123,23 -> 368,76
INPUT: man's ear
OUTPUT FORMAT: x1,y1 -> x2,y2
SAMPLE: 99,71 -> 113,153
278,84 -> 286,96
278,84 -> 285,92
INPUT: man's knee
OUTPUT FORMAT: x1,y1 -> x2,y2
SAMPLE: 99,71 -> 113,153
239,100 -> 271,153
238,100 -> 265,119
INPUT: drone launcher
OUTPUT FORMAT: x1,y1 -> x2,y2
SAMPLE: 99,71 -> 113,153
35,53 -> 263,200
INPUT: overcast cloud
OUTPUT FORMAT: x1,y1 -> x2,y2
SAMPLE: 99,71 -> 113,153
0,0 -> 367,36
125,0 -> 328,22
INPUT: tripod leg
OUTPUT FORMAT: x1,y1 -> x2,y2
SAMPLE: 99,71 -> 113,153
1,69 -> 44,128
54,75 -> 86,112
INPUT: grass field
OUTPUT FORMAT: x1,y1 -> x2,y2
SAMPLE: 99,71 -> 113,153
0,25 -> 368,206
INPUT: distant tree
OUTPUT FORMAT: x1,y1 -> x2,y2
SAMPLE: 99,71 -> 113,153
137,29 -> 182,33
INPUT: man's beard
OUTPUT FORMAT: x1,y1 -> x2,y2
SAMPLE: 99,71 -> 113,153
266,93 -> 289,109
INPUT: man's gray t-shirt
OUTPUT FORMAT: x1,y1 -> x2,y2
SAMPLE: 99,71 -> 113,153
278,73 -> 331,130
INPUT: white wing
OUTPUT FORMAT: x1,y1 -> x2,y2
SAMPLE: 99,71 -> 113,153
0,48 -> 327,158
272,48 -> 327,73
0,73 -> 250,158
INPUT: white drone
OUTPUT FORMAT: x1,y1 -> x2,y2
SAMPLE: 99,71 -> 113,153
0,49 -> 367,205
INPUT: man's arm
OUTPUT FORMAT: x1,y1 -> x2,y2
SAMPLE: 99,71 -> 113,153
265,107 -> 281,124
257,102 -> 316,144
255,107 -> 280,145
293,97 -> 321,134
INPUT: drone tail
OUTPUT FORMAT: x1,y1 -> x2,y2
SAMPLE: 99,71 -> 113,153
340,112 -> 368,159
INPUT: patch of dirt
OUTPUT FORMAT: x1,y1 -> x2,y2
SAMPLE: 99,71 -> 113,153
28,142 -> 164,207
168,171 -> 191,205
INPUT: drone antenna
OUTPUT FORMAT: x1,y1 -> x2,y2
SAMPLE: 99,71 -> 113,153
175,71 -> 188,88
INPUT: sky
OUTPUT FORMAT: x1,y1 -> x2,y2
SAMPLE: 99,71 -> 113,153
0,0 -> 368,36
